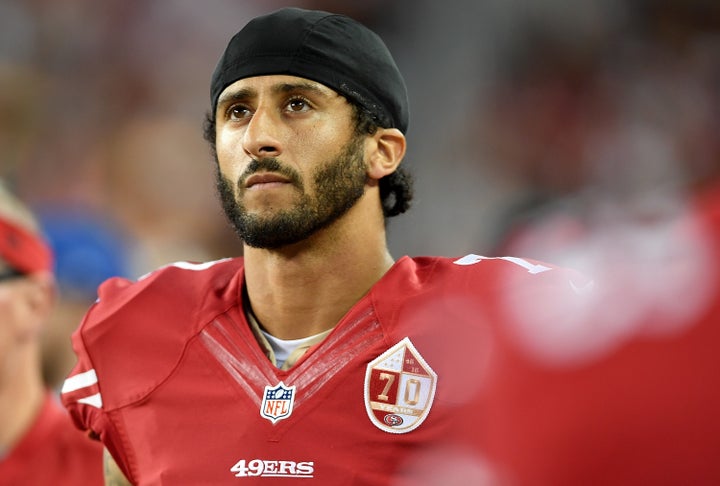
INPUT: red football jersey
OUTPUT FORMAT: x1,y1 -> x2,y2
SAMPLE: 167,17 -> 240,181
61,255 -> 590,485
0,392 -> 104,486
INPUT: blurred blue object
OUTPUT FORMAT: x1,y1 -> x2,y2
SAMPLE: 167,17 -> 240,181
37,208 -> 131,299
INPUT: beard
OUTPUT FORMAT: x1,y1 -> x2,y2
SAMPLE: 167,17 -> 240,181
216,135 -> 367,249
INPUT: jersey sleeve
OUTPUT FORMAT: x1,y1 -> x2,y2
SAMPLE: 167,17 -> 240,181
60,276 -> 142,481
60,259 -> 243,477
60,330 -> 103,435
60,277 -> 133,481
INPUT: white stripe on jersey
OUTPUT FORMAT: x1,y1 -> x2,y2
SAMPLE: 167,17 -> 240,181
61,369 -> 99,394
78,393 -> 103,409
170,259 -> 232,271
453,254 -> 552,274
138,258 -> 233,280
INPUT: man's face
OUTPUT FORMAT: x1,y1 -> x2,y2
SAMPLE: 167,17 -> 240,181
0,262 -> 33,376
213,75 -> 368,249
0,266 -> 16,368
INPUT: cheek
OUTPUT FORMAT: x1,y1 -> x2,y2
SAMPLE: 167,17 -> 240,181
293,128 -> 344,171
0,292 -> 21,337
0,288 -> 15,310
216,132 -> 244,181
299,122 -> 338,151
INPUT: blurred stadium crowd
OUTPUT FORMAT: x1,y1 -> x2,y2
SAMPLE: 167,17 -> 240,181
1,0 -> 719,384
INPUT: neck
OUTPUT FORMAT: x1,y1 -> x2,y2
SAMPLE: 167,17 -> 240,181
243,195 -> 394,339
0,347 -> 45,453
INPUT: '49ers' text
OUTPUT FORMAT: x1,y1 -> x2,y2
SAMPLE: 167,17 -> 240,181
230,459 -> 314,479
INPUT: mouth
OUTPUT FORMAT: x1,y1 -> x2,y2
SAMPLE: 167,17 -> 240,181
244,172 -> 292,190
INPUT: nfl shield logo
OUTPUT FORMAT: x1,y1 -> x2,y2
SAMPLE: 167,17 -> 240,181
364,337 -> 437,434
260,382 -> 296,424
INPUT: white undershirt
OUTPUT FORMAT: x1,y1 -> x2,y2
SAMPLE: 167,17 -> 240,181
245,305 -> 332,369
259,329 -> 330,369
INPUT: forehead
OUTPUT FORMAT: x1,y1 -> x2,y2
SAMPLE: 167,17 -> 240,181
216,75 -> 341,106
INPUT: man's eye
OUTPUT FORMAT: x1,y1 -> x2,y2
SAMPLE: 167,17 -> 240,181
287,98 -> 310,112
228,106 -> 250,120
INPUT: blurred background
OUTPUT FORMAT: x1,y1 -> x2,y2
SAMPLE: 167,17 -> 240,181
1,0 -> 719,386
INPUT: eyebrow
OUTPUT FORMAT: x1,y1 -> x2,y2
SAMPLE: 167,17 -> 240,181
273,81 -> 327,96
216,87 -> 256,108
216,81 -> 332,108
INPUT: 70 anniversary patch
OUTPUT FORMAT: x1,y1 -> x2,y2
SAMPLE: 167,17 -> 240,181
364,337 -> 437,434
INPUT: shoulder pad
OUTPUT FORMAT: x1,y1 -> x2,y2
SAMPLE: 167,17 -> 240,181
78,258 -> 244,409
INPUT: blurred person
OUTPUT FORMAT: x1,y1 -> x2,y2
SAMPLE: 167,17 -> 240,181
0,181 -> 103,485
59,7 -> 591,485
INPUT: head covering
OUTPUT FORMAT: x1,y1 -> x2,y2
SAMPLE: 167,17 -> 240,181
0,217 -> 53,274
210,7 -> 409,133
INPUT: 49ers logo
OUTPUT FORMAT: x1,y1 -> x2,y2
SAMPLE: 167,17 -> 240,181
230,458 -> 313,478
364,338 -> 437,434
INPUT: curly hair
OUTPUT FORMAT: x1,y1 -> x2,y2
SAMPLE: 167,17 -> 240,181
202,101 -> 413,219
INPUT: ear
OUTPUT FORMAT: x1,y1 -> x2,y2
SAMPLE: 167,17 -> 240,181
366,128 -> 406,181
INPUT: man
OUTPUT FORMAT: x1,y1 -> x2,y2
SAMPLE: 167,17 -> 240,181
61,8 -> 591,485
0,181 -> 103,485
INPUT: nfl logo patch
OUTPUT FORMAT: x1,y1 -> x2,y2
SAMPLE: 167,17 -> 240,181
364,337 -> 437,434
260,382 -> 296,424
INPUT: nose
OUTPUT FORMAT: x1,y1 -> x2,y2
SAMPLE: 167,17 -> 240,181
242,107 -> 282,159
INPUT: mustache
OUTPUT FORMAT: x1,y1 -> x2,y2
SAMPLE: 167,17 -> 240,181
238,158 -> 302,189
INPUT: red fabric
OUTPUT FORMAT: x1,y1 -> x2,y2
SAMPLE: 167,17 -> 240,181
61,241 -> 720,485
0,218 -> 53,273
62,256 -> 586,485
0,393 -> 103,486
481,182 -> 720,485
